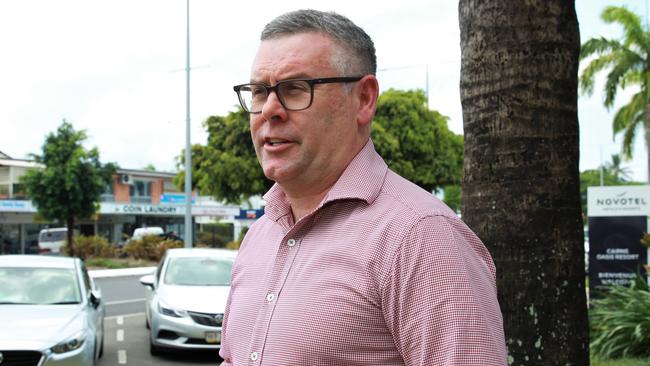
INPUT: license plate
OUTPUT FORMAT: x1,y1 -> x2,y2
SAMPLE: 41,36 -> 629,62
205,331 -> 221,344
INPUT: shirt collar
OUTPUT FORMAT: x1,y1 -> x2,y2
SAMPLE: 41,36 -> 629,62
263,139 -> 388,222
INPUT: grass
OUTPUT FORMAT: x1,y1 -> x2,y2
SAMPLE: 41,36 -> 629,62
591,357 -> 650,366
84,257 -> 156,269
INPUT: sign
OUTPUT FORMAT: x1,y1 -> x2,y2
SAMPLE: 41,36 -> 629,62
588,216 -> 647,289
236,209 -> 265,220
101,203 -> 182,216
588,186 -> 650,217
0,200 -> 36,213
160,193 -> 195,204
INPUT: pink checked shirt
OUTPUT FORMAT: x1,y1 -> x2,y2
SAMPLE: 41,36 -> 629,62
220,140 -> 507,365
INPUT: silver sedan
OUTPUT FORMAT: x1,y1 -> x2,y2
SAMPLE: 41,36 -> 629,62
139,248 -> 236,355
0,255 -> 105,366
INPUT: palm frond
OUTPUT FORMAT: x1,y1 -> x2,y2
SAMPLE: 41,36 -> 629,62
580,54 -> 619,95
613,91 -> 644,134
602,6 -> 646,49
580,37 -> 625,61
604,50 -> 645,107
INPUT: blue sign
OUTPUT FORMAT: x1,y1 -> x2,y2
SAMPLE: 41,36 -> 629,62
236,209 -> 265,220
160,194 -> 195,204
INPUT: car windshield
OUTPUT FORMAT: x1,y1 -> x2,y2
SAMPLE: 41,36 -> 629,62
164,257 -> 233,286
39,230 -> 66,243
0,267 -> 81,305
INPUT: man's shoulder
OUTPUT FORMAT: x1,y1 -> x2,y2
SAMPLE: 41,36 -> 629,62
378,169 -> 458,221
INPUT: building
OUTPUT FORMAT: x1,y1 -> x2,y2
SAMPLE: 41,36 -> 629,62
0,154 -> 245,254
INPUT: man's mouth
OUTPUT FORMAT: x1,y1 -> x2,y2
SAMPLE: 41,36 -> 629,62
266,139 -> 289,146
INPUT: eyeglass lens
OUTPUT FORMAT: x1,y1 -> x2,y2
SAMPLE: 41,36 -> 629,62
239,80 -> 312,113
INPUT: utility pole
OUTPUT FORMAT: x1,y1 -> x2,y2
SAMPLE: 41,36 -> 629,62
184,0 -> 192,248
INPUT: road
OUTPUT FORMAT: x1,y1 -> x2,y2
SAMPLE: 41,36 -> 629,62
94,273 -> 223,366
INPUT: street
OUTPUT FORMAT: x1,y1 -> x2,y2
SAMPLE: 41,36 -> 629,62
94,274 -> 223,365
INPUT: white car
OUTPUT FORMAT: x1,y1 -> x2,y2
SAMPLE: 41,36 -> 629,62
0,255 -> 105,365
139,248 -> 236,355
38,228 -> 68,254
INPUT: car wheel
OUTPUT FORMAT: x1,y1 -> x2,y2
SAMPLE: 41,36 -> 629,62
150,338 -> 163,356
98,334 -> 104,358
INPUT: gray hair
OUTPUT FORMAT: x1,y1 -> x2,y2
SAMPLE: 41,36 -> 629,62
260,9 -> 376,76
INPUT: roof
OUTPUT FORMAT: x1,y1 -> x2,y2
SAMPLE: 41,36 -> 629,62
165,248 -> 238,259
117,168 -> 177,179
0,255 -> 77,269
0,158 -> 42,169
0,151 -> 10,159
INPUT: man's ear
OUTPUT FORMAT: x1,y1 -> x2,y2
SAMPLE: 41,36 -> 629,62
356,75 -> 379,127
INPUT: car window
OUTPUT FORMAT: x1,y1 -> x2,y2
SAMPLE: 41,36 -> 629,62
0,267 -> 82,305
39,230 -> 66,243
163,257 -> 233,286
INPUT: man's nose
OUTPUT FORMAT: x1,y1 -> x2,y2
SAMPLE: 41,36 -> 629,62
260,91 -> 288,122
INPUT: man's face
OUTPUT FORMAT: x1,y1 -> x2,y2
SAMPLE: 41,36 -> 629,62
249,32 -> 361,192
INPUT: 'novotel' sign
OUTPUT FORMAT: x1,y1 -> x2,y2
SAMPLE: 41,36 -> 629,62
588,186 -> 650,217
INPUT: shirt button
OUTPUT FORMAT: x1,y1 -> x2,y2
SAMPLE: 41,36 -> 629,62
287,238 -> 296,247
266,293 -> 275,302
250,351 -> 259,361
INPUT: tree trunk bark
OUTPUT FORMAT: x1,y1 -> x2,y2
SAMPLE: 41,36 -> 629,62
459,1 -> 588,364
66,217 -> 75,257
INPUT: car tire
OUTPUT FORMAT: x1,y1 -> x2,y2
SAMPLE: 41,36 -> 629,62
150,338 -> 163,356
98,334 -> 104,358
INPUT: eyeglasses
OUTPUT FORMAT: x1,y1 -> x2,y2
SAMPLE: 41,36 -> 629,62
233,76 -> 363,113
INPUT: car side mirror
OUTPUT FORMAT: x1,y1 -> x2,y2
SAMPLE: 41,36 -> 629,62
139,274 -> 155,289
89,290 -> 102,309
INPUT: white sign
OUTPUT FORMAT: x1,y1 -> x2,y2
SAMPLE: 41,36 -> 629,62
588,185 -> 650,217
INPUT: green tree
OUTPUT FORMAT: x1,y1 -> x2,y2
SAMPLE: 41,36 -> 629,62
460,0 -> 588,363
579,6 -> 650,181
179,91 -> 463,203
21,121 -> 116,256
174,108 -> 273,204
373,89 -> 463,191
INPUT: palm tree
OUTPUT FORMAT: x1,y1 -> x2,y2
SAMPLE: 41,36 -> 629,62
579,6 -> 650,181
460,0 -> 588,364
605,153 -> 632,181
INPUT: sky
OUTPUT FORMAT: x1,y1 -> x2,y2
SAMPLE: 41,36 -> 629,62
0,1 -> 647,181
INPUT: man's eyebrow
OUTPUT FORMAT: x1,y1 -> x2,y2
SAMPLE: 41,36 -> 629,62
249,74 -> 313,84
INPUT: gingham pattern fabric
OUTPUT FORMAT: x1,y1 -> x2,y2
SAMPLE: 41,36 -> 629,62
220,140 -> 507,366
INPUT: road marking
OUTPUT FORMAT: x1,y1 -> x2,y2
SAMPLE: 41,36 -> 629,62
118,350 -> 127,364
106,298 -> 146,306
106,312 -> 144,321
117,316 -> 124,325
117,329 -> 124,342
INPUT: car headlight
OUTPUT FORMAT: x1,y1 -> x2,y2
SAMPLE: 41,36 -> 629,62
158,299 -> 188,318
51,330 -> 86,354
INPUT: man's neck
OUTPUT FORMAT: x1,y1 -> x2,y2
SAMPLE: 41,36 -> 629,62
285,188 -> 329,223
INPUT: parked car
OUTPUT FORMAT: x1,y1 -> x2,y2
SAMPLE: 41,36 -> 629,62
38,227 -> 68,254
139,248 -> 237,355
0,255 -> 105,365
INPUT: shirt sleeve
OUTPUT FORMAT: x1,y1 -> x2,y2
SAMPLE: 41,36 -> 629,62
380,215 -> 507,365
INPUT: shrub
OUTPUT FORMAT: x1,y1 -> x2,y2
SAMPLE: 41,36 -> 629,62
63,235 -> 116,260
123,235 -> 183,262
590,276 -> 650,359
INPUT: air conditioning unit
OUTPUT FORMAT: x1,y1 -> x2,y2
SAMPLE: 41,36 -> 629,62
120,174 -> 134,185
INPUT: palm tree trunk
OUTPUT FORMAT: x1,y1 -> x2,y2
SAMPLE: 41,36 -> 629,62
459,1 -> 588,364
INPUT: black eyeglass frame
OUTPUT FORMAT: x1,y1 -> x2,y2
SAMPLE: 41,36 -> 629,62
233,76 -> 364,113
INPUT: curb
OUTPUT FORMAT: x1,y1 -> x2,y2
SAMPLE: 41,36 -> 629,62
89,266 -> 156,278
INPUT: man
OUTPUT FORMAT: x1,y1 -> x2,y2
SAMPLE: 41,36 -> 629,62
221,9 -> 507,365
